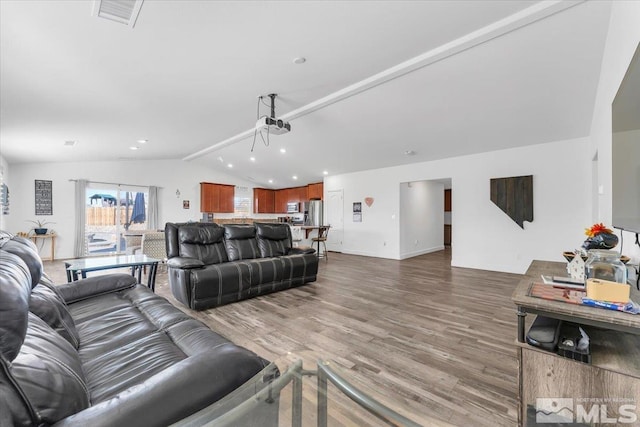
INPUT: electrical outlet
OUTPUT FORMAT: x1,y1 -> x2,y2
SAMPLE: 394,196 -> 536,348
414,239 -> 419,245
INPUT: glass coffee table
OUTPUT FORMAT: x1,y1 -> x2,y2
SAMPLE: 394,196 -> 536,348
172,352 -> 423,427
65,255 -> 161,291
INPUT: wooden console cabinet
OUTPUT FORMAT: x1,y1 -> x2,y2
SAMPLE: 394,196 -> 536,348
512,261 -> 640,426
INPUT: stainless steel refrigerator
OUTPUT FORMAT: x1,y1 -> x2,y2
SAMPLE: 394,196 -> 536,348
304,200 -> 323,226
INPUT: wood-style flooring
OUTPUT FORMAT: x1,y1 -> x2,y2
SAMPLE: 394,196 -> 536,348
43,248 -> 523,426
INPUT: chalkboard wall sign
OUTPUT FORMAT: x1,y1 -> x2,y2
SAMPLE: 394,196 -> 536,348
35,180 -> 53,215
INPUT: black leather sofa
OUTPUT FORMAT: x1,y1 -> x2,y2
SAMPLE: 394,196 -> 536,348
165,222 -> 319,310
0,232 -> 274,426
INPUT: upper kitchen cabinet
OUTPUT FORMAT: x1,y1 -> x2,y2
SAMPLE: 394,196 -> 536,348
291,186 -> 307,203
253,188 -> 275,213
307,182 -> 323,200
200,182 -> 235,213
274,188 -> 289,213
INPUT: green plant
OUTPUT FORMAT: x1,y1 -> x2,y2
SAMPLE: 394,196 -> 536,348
27,219 -> 55,229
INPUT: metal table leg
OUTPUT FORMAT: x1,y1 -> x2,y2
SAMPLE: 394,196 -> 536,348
292,370 -> 302,427
148,262 -> 158,292
65,262 -> 72,283
517,306 -> 527,343
317,364 -> 328,427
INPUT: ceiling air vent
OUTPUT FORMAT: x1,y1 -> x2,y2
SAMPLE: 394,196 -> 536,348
92,0 -> 144,28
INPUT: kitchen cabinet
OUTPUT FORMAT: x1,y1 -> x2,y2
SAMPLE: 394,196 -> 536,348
220,185 -> 235,212
307,182 -> 323,200
444,189 -> 451,212
274,188 -> 289,213
444,224 -> 451,246
200,182 -> 235,213
253,188 -> 275,213
291,186 -> 307,203
261,184 -> 320,213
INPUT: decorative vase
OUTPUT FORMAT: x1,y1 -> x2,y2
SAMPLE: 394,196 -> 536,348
581,232 -> 618,250
34,228 -> 48,235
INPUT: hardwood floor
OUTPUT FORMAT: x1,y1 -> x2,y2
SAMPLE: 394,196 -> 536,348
43,248 -> 523,426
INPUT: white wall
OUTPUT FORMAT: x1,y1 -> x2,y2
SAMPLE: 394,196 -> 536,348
399,180 -> 444,259
589,0 -> 640,265
327,169 -> 400,259
327,137 -> 591,274
5,159 -> 263,259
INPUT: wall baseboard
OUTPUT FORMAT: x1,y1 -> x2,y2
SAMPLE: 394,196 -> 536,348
399,246 -> 444,260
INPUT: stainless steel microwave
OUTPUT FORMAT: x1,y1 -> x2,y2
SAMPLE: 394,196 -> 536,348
287,202 -> 299,213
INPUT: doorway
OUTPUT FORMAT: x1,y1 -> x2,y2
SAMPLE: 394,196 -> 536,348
85,185 -> 148,255
444,187 -> 452,246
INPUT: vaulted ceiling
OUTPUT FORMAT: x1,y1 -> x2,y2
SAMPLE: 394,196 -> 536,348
0,0 -> 611,188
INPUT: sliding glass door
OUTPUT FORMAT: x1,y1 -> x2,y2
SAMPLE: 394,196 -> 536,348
85,184 -> 148,255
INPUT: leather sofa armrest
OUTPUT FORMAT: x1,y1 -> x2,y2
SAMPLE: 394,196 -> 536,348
51,347 -> 269,427
287,247 -> 316,255
57,274 -> 137,304
167,257 -> 205,269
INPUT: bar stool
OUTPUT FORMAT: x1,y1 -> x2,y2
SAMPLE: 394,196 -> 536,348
312,225 -> 330,261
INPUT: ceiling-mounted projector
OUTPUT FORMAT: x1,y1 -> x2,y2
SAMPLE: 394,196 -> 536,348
256,116 -> 291,135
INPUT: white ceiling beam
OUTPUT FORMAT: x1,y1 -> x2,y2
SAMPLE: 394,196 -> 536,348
183,0 -> 584,162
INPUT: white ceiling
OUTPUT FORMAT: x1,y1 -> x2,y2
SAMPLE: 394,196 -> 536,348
0,0 -> 612,188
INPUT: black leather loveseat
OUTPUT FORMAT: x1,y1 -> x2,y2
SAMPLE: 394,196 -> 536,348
0,231 -> 273,426
165,222 -> 319,310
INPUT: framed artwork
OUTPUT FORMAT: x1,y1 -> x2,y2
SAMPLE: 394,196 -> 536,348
353,202 -> 362,222
35,180 -> 53,215
183,200 -> 190,209
1,183 -> 9,215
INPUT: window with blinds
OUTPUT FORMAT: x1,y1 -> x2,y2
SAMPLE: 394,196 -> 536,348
234,186 -> 251,217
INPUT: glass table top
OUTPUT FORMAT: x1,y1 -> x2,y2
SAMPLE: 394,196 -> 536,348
66,254 -> 161,271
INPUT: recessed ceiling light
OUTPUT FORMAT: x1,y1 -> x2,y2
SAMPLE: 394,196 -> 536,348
268,179 -> 273,184
64,140 -> 77,147
404,150 -> 416,156
129,146 -> 139,150
292,175 -> 298,180
227,163 -> 233,168
293,57 -> 306,64
250,157 -> 256,162
280,148 -> 286,154
137,139 -> 148,144
323,170 -> 329,175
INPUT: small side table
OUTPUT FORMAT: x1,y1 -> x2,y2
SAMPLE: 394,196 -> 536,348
29,233 -> 56,261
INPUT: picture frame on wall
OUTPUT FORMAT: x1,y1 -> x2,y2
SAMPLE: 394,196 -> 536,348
34,180 -> 53,215
353,202 -> 362,222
